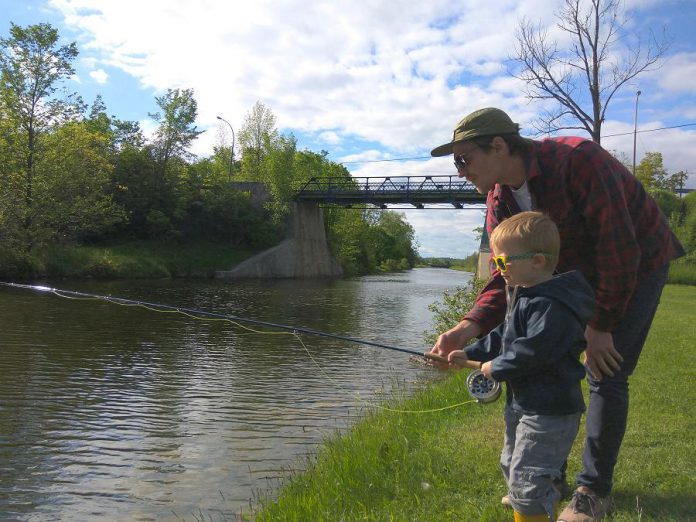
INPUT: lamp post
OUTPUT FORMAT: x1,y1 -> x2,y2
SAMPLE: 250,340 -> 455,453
216,115 -> 235,182
632,90 -> 641,175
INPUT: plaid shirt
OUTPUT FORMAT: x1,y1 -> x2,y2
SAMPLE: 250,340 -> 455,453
464,137 -> 685,334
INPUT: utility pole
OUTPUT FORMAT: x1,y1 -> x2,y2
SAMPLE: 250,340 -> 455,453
632,90 -> 641,175
216,116 -> 235,182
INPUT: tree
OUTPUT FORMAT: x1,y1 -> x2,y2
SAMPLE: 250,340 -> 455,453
635,152 -> 667,191
263,133 -> 297,223
669,171 -> 689,195
149,87 -> 202,181
635,152 -> 687,193
109,143 -> 159,234
0,22 -> 81,241
33,121 -> 127,243
238,101 -> 278,180
512,0 -> 668,143
371,211 -> 418,270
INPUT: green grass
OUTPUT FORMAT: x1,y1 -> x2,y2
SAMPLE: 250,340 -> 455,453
252,285 -> 696,521
33,240 -> 258,279
667,259 -> 696,285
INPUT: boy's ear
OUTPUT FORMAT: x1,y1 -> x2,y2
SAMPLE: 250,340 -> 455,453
531,252 -> 549,270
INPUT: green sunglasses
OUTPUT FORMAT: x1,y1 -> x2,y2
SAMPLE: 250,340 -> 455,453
490,252 -> 552,272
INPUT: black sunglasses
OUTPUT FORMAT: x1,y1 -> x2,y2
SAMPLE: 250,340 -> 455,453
453,147 -> 477,171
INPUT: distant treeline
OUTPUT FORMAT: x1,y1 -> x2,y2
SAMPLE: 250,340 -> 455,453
419,252 -> 479,273
0,22 -> 417,278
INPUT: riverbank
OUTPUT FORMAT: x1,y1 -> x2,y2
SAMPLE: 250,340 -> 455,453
251,284 -> 696,521
2,239 -> 420,280
0,240 -> 261,280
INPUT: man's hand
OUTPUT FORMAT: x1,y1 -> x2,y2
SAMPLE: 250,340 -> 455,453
430,320 -> 481,358
584,325 -> 623,380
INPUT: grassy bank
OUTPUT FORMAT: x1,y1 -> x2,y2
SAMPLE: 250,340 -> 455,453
668,256 -> 696,285
20,240 -> 259,279
252,285 -> 696,521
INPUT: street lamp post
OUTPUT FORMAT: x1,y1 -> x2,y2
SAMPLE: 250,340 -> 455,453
216,116 -> 235,182
632,90 -> 641,175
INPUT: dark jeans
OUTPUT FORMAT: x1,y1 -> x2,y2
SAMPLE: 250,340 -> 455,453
576,264 -> 669,496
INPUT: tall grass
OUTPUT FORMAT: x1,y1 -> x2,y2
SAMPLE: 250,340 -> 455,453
667,256 -> 696,285
252,285 -> 696,521
27,240 -> 257,279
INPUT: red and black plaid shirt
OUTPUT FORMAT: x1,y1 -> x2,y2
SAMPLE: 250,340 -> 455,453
464,137 -> 684,334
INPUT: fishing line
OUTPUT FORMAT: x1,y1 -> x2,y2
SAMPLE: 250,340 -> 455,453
0,281 -> 498,411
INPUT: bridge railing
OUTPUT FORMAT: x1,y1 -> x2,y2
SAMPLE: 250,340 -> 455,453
295,175 -> 478,197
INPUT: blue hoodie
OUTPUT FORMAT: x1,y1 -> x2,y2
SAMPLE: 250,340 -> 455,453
464,270 -> 594,415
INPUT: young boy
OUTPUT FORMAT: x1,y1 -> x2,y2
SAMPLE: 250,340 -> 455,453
448,211 -> 594,522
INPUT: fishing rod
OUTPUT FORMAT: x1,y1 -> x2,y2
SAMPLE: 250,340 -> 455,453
0,281 -> 501,403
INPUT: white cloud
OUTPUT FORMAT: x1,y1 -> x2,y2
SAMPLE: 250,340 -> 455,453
402,207 -> 486,257
44,0 -> 696,253
652,52 -> 696,94
89,68 -> 108,84
340,150 -> 395,164
318,131 -> 342,145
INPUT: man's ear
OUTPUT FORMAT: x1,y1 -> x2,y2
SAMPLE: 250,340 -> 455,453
491,136 -> 509,156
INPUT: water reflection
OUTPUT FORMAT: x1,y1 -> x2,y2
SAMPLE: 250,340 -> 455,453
0,268 -> 471,520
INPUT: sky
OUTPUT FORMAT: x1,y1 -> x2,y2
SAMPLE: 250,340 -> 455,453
2,0 -> 695,257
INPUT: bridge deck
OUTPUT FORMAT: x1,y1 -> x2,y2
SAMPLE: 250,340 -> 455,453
294,175 -> 486,207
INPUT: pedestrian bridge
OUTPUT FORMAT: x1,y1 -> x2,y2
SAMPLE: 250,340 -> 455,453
294,175 -> 486,208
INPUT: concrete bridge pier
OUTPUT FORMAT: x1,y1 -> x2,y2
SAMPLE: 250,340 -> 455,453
215,202 -> 343,279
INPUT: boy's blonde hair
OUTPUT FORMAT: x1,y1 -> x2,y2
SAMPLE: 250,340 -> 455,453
490,211 -> 560,272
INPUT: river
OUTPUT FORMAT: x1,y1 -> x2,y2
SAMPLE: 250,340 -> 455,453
0,268 -> 472,521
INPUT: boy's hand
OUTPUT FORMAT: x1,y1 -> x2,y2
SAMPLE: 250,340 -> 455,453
447,349 -> 468,368
481,361 -> 492,378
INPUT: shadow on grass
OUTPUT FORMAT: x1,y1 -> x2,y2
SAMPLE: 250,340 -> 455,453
613,489 -> 695,520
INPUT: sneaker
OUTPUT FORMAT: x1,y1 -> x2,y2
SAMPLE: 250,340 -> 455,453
558,487 -> 612,522
502,478 -> 571,509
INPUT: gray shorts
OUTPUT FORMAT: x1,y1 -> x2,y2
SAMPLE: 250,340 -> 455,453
501,405 -> 581,518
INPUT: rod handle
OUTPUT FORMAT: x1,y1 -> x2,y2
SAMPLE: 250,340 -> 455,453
422,352 -> 482,370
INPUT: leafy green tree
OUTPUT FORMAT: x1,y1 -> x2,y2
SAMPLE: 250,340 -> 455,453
111,118 -> 146,150
109,144 -> 158,235
371,211 -> 418,270
238,100 -> 278,181
0,22 -> 81,246
636,152 -> 688,193
0,115 -> 24,255
85,95 -> 112,135
636,152 -> 667,190
139,88 -> 201,236
149,88 -> 202,185
649,189 -> 682,223
263,133 -> 297,223
669,171 -> 689,194
327,208 -> 375,275
424,278 -> 487,345
672,191 -> 696,254
33,121 -> 127,243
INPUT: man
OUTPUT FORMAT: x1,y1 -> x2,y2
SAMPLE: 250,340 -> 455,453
429,107 -> 684,522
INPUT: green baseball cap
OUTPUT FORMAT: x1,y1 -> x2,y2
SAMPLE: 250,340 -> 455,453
430,107 -> 520,157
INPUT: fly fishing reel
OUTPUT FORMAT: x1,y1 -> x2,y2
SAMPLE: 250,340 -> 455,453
466,370 -> 501,403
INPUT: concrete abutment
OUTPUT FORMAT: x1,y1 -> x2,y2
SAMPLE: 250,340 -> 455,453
215,202 -> 343,279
